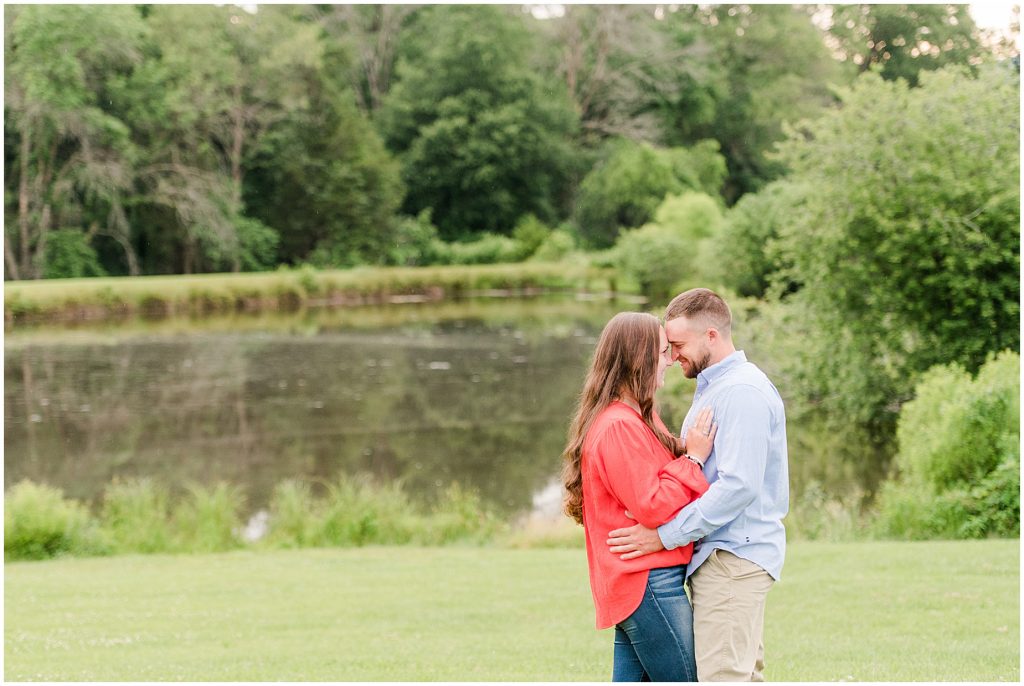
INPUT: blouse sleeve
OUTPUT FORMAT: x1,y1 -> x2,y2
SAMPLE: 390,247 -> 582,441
591,418 -> 709,529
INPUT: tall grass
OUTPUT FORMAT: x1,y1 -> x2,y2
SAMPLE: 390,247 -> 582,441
4,475 -> 507,562
5,263 -> 615,324
316,475 -> 417,546
172,483 -> 247,553
100,478 -> 172,553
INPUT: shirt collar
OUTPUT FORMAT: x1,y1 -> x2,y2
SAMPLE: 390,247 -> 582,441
695,350 -> 746,394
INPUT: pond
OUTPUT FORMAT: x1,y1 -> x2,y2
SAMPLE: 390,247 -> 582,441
4,295 -> 868,522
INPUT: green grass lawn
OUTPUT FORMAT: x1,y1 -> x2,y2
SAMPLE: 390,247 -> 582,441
4,539 -> 1019,681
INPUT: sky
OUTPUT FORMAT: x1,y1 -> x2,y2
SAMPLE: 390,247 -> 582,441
969,1 -> 1019,31
229,2 -> 1021,50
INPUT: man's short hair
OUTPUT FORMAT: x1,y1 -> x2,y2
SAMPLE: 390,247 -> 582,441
664,288 -> 732,335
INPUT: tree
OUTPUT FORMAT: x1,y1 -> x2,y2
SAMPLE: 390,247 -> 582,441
536,5 -> 715,145
824,4 -> 983,86
138,5 -> 321,272
243,70 -> 403,267
4,5 -> 147,279
772,66 -> 1019,433
379,5 -> 580,240
574,138 -> 727,248
712,180 -> 807,298
312,4 -> 417,115
677,4 -> 851,201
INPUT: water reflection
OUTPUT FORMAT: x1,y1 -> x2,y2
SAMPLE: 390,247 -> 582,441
5,296 -> 871,521
4,298 -> 623,516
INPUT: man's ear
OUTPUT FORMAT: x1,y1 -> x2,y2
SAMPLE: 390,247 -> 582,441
706,327 -> 720,344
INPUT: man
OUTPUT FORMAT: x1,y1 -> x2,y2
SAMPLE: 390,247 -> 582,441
606,288 -> 789,682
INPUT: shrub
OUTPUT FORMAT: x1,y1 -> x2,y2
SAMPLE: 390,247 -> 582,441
531,230 -> 576,263
873,351 -> 1020,539
388,210 -> 442,266
665,139 -> 728,199
652,191 -> 724,240
575,139 -> 728,249
614,223 -> 690,300
235,216 -> 280,272
611,191 -> 725,299
435,233 -> 524,266
511,214 -> 551,259
42,229 -> 107,279
4,480 -> 106,560
771,67 -> 1019,437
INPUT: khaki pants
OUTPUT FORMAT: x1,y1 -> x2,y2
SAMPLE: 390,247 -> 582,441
688,549 -> 774,682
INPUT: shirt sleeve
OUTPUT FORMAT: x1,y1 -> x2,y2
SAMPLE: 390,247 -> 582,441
591,418 -> 709,529
657,385 -> 772,549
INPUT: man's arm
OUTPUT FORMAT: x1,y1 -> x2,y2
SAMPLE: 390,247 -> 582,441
607,386 -> 772,559
658,386 -> 771,549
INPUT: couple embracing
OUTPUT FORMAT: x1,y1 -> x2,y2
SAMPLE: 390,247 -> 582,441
562,288 -> 789,682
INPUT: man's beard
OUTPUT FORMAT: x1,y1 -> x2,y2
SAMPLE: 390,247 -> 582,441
683,349 -> 712,379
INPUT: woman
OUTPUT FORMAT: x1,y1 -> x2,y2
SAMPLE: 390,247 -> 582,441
562,312 -> 717,682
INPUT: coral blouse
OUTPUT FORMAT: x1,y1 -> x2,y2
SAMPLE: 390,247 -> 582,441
581,401 -> 709,629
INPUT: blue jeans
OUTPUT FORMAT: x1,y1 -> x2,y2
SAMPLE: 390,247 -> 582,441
612,565 -> 697,682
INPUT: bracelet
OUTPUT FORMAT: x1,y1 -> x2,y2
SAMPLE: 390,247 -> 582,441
683,453 -> 704,468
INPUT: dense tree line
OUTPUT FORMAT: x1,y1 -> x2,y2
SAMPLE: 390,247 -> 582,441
5,3 -> 1007,279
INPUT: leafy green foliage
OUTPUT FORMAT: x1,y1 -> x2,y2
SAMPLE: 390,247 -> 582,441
380,5 -> 579,240
712,181 -> 806,297
318,474 -> 415,546
5,5 -> 1014,279
244,73 -> 403,268
433,234 -> 524,266
575,139 -> 727,248
874,351 -> 1020,539
5,4 -> 147,279
614,223 -> 690,299
827,4 -> 983,86
386,210 -> 442,267
531,230 -> 577,263
771,66 -> 1019,431
511,215 -> 551,259
613,191 -> 724,298
683,4 -> 850,200
42,230 -> 108,279
233,216 -> 280,272
4,481 -> 105,560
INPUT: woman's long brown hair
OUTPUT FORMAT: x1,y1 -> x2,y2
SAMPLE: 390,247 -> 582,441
561,312 -> 681,525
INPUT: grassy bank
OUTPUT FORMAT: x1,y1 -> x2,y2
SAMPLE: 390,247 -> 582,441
4,263 -> 615,325
4,540 -> 1018,681
4,477 -> 519,561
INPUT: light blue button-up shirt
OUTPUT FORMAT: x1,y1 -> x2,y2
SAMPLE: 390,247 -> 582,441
658,350 -> 789,581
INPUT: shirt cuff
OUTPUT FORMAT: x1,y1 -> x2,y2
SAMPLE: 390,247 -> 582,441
656,522 -> 677,550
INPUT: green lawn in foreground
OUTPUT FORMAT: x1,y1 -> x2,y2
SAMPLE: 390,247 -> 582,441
4,539 -> 1019,681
